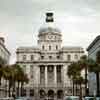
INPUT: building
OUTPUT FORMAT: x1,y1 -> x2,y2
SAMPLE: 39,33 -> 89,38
0,37 -> 10,64
16,12 -> 84,99
87,35 -> 100,96
0,37 -> 10,97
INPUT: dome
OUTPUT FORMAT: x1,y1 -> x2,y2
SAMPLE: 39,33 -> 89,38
39,26 -> 61,36
38,12 -> 61,37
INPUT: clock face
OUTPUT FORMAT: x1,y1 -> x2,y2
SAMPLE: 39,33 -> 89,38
48,35 -> 53,39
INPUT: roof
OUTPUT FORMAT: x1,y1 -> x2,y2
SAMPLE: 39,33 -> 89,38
87,35 -> 100,51
16,46 -> 40,53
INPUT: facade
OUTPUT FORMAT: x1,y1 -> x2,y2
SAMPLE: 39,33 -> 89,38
16,13 -> 84,99
0,37 -> 10,64
87,35 -> 100,96
0,37 -> 10,97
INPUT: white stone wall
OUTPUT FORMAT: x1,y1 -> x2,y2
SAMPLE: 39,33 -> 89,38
16,46 -> 84,89
0,44 -> 10,64
87,38 -> 100,96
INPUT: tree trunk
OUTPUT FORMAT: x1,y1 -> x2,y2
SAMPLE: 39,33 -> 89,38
8,80 -> 11,97
75,82 -> 78,96
0,77 -> 1,86
79,83 -> 82,100
85,66 -> 88,96
17,81 -> 20,97
96,72 -> 100,96
73,81 -> 75,96
21,82 -> 23,96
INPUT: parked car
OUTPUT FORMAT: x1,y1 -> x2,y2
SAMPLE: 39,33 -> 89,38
84,96 -> 100,100
64,96 -> 79,100
15,97 -> 32,100
0,97 -> 14,100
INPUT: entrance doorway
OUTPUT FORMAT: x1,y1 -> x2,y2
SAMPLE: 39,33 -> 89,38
48,90 -> 54,100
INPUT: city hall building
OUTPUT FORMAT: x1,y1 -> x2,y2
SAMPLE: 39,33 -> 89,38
16,13 -> 84,99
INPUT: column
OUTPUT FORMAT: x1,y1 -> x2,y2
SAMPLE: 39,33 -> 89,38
26,87 -> 30,97
54,65 -> 57,85
45,66 -> 48,86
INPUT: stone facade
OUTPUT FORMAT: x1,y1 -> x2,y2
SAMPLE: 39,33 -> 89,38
87,35 -> 100,96
0,37 -> 10,97
16,13 -> 84,99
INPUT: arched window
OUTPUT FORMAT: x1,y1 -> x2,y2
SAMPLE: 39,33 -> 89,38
67,55 -> 71,61
49,45 -> 51,50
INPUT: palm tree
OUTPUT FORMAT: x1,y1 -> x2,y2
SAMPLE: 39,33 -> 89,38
2,64 -> 29,97
78,55 -> 89,96
76,76 -> 85,100
20,73 -> 29,96
11,64 -> 29,97
67,62 -> 81,96
3,65 -> 13,97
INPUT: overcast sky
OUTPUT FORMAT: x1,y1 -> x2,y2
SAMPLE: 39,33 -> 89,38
0,0 -> 100,64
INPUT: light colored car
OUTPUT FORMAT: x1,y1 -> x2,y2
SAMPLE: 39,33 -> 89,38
84,97 -> 100,100
0,97 -> 14,100
15,97 -> 32,100
64,96 -> 79,100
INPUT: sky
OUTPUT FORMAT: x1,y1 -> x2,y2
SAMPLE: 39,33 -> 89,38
0,0 -> 100,64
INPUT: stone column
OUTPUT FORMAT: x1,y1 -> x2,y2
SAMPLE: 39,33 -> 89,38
26,86 -> 30,97
45,66 -> 48,86
38,66 -> 40,85
54,65 -> 57,85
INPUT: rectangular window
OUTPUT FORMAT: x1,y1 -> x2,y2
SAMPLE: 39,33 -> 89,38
41,56 -> 44,59
30,65 -> 34,79
67,55 -> 71,61
30,55 -> 34,61
23,55 -> 26,61
23,65 -> 26,72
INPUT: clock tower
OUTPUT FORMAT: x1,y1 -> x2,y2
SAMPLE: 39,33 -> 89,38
38,12 -> 62,51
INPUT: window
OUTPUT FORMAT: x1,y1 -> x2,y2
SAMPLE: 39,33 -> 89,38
30,89 -> 34,96
56,45 -> 58,50
40,66 -> 45,73
67,55 -> 71,61
22,89 -> 26,96
42,45 -> 45,50
49,45 -> 51,50
41,56 -> 44,59
30,55 -> 34,61
30,65 -> 33,78
23,55 -> 26,60
57,56 -> 60,59
23,65 -> 26,72
49,56 -> 52,59
74,54 -> 78,60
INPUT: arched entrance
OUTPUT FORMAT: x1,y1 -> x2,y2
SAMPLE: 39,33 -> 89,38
48,90 -> 54,100
39,89 -> 45,99
57,90 -> 63,99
